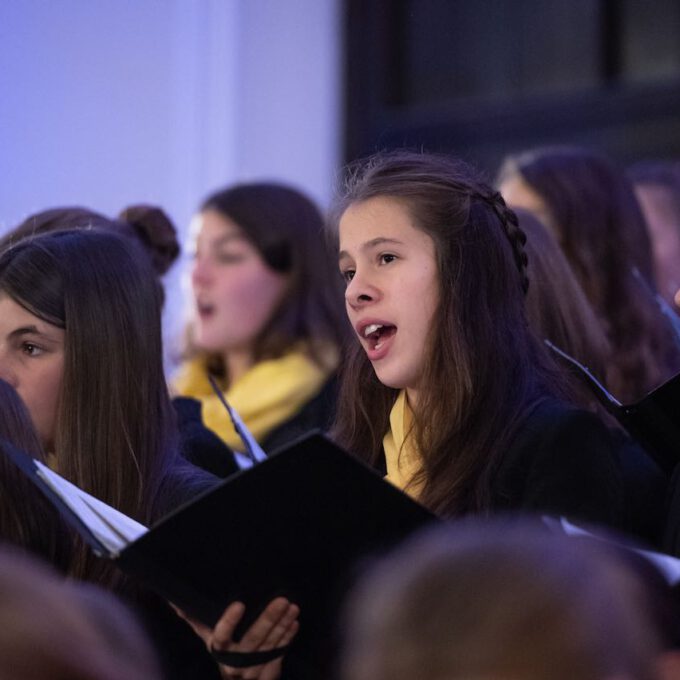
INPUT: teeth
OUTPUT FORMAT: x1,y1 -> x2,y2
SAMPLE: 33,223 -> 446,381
363,323 -> 383,337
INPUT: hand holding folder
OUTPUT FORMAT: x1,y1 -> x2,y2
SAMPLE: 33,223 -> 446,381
0,431 -> 435,674
0,381 -> 435,676
179,597 -> 299,674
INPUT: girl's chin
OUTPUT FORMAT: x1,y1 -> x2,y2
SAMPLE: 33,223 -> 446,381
372,367 -> 421,397
372,369 -> 405,391
192,336 -> 227,353
193,334 -> 250,356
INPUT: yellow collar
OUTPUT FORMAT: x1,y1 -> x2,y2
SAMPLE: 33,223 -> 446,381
174,347 -> 336,451
382,390 -> 423,499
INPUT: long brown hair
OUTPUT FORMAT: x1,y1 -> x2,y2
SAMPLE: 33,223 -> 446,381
0,230 -> 182,586
331,151 -> 570,517
517,208 -> 613,412
189,182 -> 346,381
500,146 -> 680,402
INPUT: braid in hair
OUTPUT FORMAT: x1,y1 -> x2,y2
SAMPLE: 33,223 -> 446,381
476,190 -> 529,295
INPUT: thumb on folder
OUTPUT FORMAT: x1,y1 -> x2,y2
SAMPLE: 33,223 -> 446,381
174,597 -> 300,679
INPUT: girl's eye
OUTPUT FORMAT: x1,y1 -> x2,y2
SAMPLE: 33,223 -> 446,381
22,342 -> 44,357
216,252 -> 246,265
341,269 -> 355,283
380,253 -> 397,265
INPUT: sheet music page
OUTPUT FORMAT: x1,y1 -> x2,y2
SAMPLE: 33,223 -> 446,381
80,492 -> 148,543
35,461 -> 148,555
558,516 -> 680,585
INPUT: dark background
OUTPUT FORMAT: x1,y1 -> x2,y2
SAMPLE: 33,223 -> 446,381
344,0 -> 680,176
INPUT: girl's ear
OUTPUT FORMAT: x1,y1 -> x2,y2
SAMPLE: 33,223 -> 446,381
657,650 -> 680,680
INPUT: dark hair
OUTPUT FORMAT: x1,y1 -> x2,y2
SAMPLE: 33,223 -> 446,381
499,146 -> 680,402
342,519 -> 664,680
1,207 -> 111,249
117,204 -> 180,276
193,182 -> 346,379
330,150 -> 570,516
0,230 -> 181,585
0,378 -> 44,457
517,208 -> 612,408
1,204 -> 180,285
0,379 -> 72,571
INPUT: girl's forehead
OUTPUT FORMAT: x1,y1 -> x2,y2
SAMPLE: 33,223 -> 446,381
341,197 -> 411,230
338,198 -> 430,250
0,295 -> 64,339
190,211 -> 247,246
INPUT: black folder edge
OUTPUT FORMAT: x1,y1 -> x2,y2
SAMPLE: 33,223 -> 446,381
0,431 -> 436,638
0,437 -> 108,555
544,340 -> 622,411
0,434 -> 246,625
126,430 -> 436,631
545,340 -> 680,474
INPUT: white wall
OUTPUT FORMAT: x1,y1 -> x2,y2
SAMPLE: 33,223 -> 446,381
0,0 -> 341,361
236,0 -> 342,207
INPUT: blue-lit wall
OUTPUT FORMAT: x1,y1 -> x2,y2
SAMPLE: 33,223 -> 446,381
0,0 -> 341,361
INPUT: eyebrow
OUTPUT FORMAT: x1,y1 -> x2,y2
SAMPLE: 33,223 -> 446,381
338,237 -> 405,262
213,233 -> 247,247
8,325 -> 61,344
195,233 -> 247,252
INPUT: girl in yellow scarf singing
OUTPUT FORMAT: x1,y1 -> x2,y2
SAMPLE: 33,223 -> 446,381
175,182 -> 345,460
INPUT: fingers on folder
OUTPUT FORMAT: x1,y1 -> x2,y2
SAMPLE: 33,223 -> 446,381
213,598 -> 300,680
173,598 -> 299,679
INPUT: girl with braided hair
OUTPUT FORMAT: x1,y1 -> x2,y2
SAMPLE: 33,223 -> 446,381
150,151 -> 665,680
331,150 -> 660,535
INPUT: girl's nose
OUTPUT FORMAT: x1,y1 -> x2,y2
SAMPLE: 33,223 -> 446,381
191,256 -> 213,288
345,271 -> 379,308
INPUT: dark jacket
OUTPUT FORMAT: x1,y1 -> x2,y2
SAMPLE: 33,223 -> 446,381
173,396 -> 239,479
262,377 -> 338,453
663,466 -> 680,556
132,460 -> 223,680
174,378 -> 338,477
491,398 -> 666,546
373,398 -> 665,545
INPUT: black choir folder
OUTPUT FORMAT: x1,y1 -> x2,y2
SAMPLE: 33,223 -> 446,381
547,341 -> 680,474
1,432 -> 435,638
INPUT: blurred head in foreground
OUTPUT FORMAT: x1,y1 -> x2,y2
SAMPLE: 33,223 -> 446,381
342,518 -> 680,680
0,546 -> 161,680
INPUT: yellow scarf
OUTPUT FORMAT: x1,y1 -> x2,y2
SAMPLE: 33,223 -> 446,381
173,348 -> 336,451
382,390 -> 423,499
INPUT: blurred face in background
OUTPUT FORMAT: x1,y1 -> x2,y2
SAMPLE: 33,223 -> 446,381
190,209 -> 288,375
499,174 -> 558,237
634,184 -> 680,306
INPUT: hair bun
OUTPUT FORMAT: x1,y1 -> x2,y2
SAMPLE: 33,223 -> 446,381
118,204 -> 180,275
